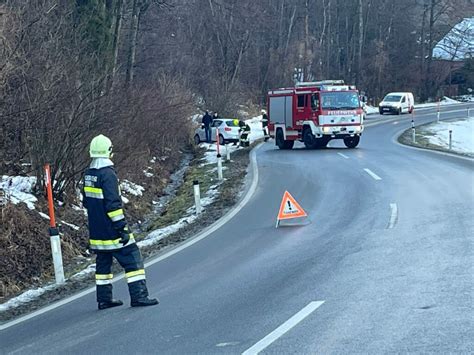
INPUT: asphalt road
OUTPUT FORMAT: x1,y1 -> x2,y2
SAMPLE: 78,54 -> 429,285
1,104 -> 473,354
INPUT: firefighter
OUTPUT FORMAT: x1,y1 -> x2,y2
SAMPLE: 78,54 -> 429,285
83,134 -> 158,310
238,120 -> 251,147
261,109 -> 270,142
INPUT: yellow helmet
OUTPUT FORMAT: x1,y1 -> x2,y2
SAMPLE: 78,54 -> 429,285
89,134 -> 113,158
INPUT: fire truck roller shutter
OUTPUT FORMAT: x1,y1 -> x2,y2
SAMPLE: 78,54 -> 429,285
269,96 -> 293,129
269,96 -> 285,124
285,96 -> 293,128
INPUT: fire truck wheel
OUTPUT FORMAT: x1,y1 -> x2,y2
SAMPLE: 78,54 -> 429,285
276,129 -> 294,150
303,128 -> 317,149
343,136 -> 360,148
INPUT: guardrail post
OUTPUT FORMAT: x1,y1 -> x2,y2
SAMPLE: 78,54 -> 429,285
225,144 -> 230,162
449,130 -> 452,150
193,180 -> 202,214
217,154 -> 223,180
411,119 -> 416,144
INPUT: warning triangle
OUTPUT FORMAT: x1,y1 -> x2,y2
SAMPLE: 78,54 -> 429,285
277,191 -> 307,221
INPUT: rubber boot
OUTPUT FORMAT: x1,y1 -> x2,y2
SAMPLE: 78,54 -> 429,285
131,297 -> 159,307
98,299 -> 123,310
129,280 -> 159,307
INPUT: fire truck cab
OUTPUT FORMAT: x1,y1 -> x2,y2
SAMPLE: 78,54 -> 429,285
267,80 -> 364,149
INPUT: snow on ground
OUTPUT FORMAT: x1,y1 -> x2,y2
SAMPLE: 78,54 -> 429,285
365,105 -> 379,115
0,284 -> 58,312
120,180 -> 144,196
0,176 -> 37,209
423,117 -> 474,155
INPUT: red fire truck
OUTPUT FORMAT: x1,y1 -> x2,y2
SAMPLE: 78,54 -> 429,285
267,80 -> 364,149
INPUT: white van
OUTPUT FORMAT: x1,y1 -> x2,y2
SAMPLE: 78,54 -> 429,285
379,92 -> 414,115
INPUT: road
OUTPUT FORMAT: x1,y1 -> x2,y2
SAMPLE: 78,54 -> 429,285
1,104 -> 473,354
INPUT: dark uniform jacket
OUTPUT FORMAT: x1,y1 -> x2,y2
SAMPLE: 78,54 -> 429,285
202,113 -> 213,127
83,166 -> 134,251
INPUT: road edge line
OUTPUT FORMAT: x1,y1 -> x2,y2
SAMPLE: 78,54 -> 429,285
0,143 -> 264,331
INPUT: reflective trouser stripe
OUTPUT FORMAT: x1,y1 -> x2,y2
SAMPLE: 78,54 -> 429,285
96,279 -> 112,285
95,273 -> 113,285
126,269 -> 146,283
84,187 -> 104,199
127,274 -> 146,283
107,209 -> 125,222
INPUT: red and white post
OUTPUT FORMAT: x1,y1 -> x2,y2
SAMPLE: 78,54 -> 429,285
45,164 -> 65,284
216,128 -> 223,180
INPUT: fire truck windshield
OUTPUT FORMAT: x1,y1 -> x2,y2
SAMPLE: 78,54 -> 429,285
320,92 -> 360,110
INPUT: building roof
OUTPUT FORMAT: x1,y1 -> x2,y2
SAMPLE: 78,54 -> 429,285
433,17 -> 474,61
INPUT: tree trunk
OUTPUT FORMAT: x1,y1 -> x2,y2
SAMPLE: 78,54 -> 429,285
110,0 -> 123,89
125,0 -> 140,87
356,0 -> 363,86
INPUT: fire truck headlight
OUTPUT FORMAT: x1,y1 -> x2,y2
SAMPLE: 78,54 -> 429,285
322,126 -> 331,133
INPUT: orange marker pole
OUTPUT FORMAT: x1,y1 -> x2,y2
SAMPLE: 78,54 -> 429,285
45,164 -> 56,228
44,164 -> 65,284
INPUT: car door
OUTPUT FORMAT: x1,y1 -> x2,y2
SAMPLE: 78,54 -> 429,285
401,95 -> 407,112
211,120 -> 222,142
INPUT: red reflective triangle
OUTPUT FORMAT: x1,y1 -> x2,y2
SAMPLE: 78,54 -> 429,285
277,191 -> 307,220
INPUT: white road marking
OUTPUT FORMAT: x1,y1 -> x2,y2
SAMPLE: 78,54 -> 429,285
0,145 -> 264,331
242,301 -> 325,355
364,168 -> 382,180
337,152 -> 349,159
388,203 -> 398,229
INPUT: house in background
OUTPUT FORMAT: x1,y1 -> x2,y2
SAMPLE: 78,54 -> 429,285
432,17 -> 473,97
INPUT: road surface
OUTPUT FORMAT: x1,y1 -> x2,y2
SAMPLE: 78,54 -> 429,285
1,104 -> 473,354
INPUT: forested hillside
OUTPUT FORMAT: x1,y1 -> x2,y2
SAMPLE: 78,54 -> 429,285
1,0 -> 473,193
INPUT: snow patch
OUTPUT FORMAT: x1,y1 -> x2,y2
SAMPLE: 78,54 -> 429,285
424,117 -> 474,155
38,211 -> 50,220
0,176 -> 37,209
120,180 -> 144,196
0,284 -> 57,312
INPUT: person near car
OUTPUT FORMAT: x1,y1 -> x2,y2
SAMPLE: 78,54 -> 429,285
238,120 -> 251,147
261,109 -> 270,142
202,111 -> 213,143
82,134 -> 159,310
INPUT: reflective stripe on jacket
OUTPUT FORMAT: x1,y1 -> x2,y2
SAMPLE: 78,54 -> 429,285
83,166 -> 133,251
